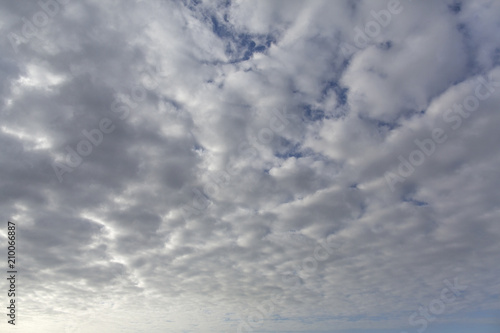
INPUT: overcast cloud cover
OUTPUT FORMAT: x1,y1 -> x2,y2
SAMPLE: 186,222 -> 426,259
1,0 -> 500,332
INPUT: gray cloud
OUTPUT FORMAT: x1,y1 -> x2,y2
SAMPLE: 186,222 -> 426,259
1,0 -> 499,332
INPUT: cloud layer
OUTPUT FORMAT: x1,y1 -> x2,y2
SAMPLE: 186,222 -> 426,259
1,0 -> 500,332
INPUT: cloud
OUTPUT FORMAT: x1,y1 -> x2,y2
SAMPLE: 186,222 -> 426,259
0,0 -> 499,332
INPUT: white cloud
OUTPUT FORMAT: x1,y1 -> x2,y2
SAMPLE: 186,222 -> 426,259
0,0 -> 499,332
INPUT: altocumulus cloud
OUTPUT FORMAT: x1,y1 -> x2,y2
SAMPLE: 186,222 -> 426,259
0,0 -> 500,332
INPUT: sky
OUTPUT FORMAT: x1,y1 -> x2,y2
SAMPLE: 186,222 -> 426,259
1,0 -> 500,332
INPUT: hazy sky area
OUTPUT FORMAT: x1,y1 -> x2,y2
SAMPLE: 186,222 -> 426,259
1,0 -> 500,332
